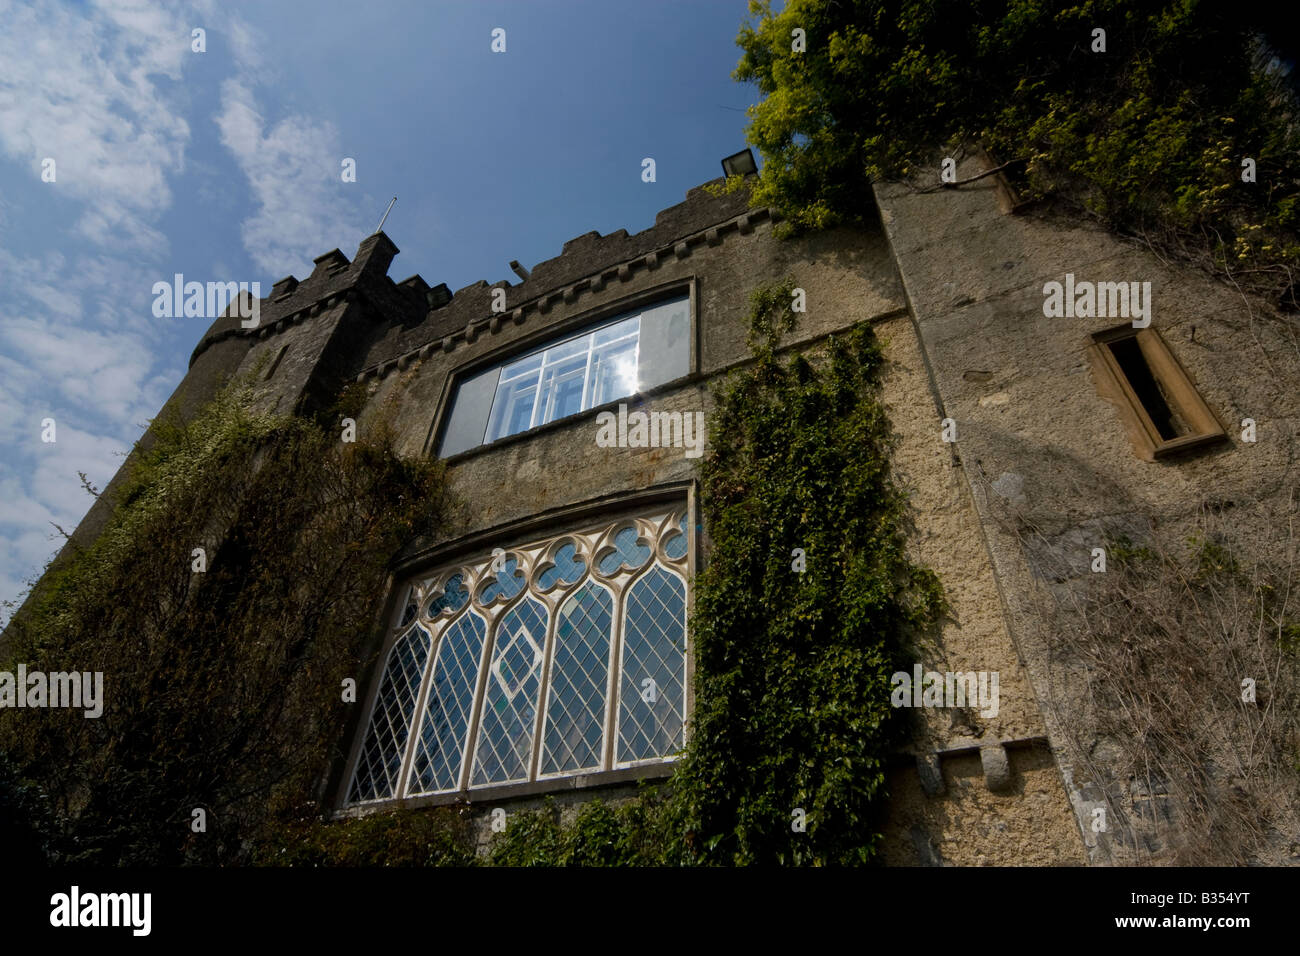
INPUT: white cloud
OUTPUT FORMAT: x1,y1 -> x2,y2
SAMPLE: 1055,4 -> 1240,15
0,1 -> 365,614
0,0 -> 193,255
0,246 -> 175,427
216,78 -> 365,276
0,0 -> 202,608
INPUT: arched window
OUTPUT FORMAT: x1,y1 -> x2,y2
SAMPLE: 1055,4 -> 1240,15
346,506 -> 691,805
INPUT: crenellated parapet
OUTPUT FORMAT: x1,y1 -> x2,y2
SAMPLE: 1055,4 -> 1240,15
189,178 -> 759,391
355,180 -> 762,383
188,231 -> 430,369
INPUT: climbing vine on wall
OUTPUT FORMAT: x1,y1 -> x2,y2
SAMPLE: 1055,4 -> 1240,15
0,379 -> 450,865
675,278 -> 945,864
2,280 -> 943,866
729,0 -> 1300,308
489,278 -> 945,865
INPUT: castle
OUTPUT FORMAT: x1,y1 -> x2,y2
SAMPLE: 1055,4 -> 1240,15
27,149 -> 1300,865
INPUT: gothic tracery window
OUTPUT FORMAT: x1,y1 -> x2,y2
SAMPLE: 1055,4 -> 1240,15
347,506 -> 690,805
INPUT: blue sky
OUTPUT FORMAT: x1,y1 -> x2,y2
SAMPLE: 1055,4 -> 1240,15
0,0 -> 763,616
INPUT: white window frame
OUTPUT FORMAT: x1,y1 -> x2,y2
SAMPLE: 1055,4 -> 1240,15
435,289 -> 692,458
486,316 -> 641,442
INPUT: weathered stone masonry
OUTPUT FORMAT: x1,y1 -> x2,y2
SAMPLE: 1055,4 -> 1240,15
58,159 -> 1289,863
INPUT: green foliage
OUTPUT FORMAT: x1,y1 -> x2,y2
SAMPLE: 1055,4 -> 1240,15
1281,623 -> 1300,656
733,0 -> 1300,304
675,278 -> 944,864
256,806 -> 476,866
0,377 -> 448,865
483,279 -> 944,865
487,791 -> 680,867
1189,534 -> 1241,580
330,381 -> 371,425
1105,534 -> 1156,566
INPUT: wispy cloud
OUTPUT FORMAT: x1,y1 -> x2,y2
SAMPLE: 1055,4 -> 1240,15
0,0 -> 196,612
216,77 -> 365,276
0,0 -> 372,615
0,0 -> 192,255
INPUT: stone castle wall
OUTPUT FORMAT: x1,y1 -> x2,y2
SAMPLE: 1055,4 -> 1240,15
47,163 -> 1296,864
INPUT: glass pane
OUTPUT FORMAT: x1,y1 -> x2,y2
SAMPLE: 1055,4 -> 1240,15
486,375 -> 539,443
538,542 -> 585,590
424,573 -> 469,617
498,352 -> 543,382
636,295 -> 689,391
593,315 -> 638,346
541,583 -> 613,774
348,624 -> 432,802
542,334 -> 588,363
663,515 -> 689,560
618,566 -> 686,763
590,337 -> 639,407
439,366 -> 501,457
408,612 -> 487,794
537,353 -> 587,425
477,556 -> 527,604
598,526 -> 650,574
471,597 -> 547,785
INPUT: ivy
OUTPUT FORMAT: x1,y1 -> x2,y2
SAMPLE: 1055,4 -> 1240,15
487,790 -> 681,867
731,0 -> 1300,307
674,278 -> 945,864
488,279 -> 945,865
0,377 -> 449,865
1,278 -> 943,866
257,806 -> 476,867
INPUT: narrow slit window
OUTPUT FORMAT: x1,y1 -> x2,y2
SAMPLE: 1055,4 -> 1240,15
264,343 -> 290,381
1089,326 -> 1225,460
1106,337 -> 1180,440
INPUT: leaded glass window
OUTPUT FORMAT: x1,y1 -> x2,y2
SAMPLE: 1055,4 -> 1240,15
345,505 -> 691,805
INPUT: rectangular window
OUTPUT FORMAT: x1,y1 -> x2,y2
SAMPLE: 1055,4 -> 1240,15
345,505 -> 691,805
1088,326 -> 1225,459
439,294 -> 690,456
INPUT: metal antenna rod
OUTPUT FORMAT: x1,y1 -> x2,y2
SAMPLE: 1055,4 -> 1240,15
375,196 -> 397,234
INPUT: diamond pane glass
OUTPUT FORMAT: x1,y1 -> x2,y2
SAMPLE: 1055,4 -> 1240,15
408,611 -> 488,795
618,565 -> 687,763
478,557 -> 526,603
663,515 -> 688,560
538,542 -> 585,590
348,624 -> 431,802
598,526 -> 650,574
541,583 -> 612,775
425,573 -> 468,617
471,597 -> 547,785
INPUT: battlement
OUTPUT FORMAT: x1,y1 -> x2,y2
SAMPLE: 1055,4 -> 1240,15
356,179 -> 761,381
188,178 -> 756,381
188,230 -> 425,368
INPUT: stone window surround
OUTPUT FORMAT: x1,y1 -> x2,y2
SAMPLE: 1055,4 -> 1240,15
331,484 -> 698,818
423,276 -> 699,461
1087,324 -> 1227,461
